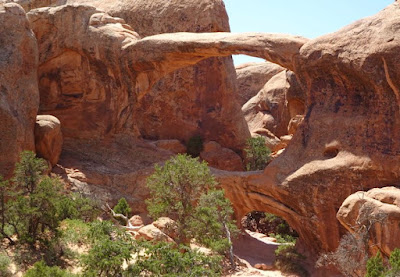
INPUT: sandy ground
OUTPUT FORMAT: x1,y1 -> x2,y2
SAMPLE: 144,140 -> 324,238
227,230 -> 298,277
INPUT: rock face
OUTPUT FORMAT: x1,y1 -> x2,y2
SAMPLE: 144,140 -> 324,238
243,70 -> 305,138
35,115 -> 63,166
218,2 -> 400,256
235,62 -> 284,106
337,187 -> 400,257
200,141 -> 243,171
24,0 -> 250,151
0,3 -> 39,178
27,5 -> 142,140
109,0 -> 250,151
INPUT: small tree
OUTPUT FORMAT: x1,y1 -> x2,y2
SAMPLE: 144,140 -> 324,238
244,137 -> 271,171
146,154 -> 238,268
146,154 -> 217,244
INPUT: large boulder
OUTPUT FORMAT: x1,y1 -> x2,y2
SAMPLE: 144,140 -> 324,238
243,70 -> 305,138
235,62 -> 284,106
337,187 -> 400,257
0,3 -> 39,178
35,115 -> 63,166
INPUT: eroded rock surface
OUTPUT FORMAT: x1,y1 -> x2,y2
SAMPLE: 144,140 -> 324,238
220,2 -> 400,255
236,62 -> 284,106
337,187 -> 400,257
0,3 -> 39,178
243,70 -> 305,138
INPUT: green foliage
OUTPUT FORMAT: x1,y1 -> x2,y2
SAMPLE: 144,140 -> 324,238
389,248 -> 400,273
274,244 -> 308,277
191,189 -> 238,254
59,219 -> 90,245
365,249 -> 400,277
127,241 -> 222,277
0,151 -> 98,246
146,154 -> 217,243
366,252 -> 385,277
24,261 -> 75,277
186,135 -> 204,157
13,151 -> 47,194
113,197 -> 131,225
80,220 -> 134,277
0,252 -> 12,277
244,137 -> 271,171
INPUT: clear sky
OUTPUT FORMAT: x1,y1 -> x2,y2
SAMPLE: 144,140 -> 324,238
224,0 -> 393,65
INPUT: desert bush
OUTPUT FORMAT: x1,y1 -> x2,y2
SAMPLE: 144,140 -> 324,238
24,260 -> 75,277
186,135 -> 204,157
0,252 -> 12,277
127,241 -> 222,277
365,249 -> 400,277
244,137 -> 271,171
80,220 -> 134,277
146,154 -> 237,268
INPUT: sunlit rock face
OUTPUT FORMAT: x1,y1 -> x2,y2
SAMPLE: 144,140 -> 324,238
219,2 -> 400,255
0,3 -> 39,178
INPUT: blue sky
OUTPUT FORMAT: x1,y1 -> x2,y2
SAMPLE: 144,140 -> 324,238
224,0 -> 393,65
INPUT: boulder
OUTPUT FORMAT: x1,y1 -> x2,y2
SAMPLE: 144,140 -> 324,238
153,217 -> 178,240
200,141 -> 244,171
35,115 -> 63,166
0,3 -> 39,178
129,215 -> 144,227
337,187 -> 400,257
136,224 -> 174,243
251,129 -> 282,153
235,62 -> 284,106
242,70 -> 305,138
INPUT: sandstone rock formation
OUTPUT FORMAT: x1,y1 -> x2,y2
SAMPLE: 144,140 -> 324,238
22,0 -> 250,151
35,115 -> 63,166
0,3 -> 39,178
243,70 -> 305,138
11,0 -> 400,259
337,187 -> 400,257
235,62 -> 284,106
218,2 -> 400,255
200,141 -> 243,171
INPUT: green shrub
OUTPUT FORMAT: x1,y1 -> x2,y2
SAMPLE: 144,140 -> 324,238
274,244 -> 308,277
24,261 -> 75,277
0,252 -> 11,277
113,197 -> 131,225
80,220 -> 134,277
146,154 -> 217,244
186,135 -> 204,157
244,137 -> 271,171
191,189 -> 238,254
389,248 -> 400,274
128,241 -> 222,277
365,249 -> 400,277
366,252 -> 385,277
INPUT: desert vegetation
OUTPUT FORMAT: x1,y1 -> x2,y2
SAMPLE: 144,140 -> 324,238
0,152 -> 239,276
